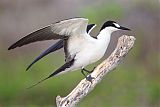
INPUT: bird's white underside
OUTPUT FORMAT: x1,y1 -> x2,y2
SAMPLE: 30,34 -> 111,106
56,27 -> 112,75
49,18 -> 119,76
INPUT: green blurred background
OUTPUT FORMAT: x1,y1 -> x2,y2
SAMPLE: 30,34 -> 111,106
0,0 -> 159,107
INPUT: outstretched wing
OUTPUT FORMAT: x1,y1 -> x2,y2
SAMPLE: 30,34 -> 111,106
27,58 -> 75,89
8,18 -> 89,50
26,24 -> 96,71
26,40 -> 63,71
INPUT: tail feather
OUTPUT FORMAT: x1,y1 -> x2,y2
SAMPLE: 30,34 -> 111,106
27,58 -> 75,89
27,76 -> 50,89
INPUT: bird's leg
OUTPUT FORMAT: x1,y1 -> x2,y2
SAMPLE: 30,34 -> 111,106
81,69 -> 87,78
81,68 -> 95,82
83,67 -> 96,73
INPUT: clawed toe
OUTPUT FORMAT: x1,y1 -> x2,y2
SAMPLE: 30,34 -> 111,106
86,75 -> 95,82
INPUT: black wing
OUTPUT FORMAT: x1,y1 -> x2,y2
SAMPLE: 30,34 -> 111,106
26,40 -> 63,71
26,24 -> 96,70
8,26 -> 62,50
27,58 -> 75,89
8,18 -> 88,50
86,24 -> 96,33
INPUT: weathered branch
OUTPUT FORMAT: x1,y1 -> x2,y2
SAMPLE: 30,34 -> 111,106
56,35 -> 136,107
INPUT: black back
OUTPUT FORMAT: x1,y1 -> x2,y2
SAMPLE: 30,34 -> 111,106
86,24 -> 95,33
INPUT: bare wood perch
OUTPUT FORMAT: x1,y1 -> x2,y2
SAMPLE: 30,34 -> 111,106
56,35 -> 136,107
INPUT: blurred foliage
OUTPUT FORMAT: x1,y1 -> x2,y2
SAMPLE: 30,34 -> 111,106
81,2 -> 124,24
0,0 -> 159,107
1,55 -> 160,107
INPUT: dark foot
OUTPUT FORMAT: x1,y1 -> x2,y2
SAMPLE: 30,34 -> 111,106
81,68 -> 95,82
86,75 -> 95,83
83,67 -> 96,74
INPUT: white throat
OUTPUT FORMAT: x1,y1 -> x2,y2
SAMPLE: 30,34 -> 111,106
97,28 -> 112,41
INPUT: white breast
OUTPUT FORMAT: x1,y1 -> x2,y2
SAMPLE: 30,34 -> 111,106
73,34 -> 110,69
67,28 -> 111,70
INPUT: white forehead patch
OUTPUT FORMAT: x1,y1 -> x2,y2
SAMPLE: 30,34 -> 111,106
113,23 -> 120,28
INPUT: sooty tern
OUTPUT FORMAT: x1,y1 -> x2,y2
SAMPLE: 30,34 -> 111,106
8,18 -> 130,88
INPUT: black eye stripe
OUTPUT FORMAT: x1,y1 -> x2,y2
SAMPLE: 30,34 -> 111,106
112,24 -> 116,27
100,21 -> 118,31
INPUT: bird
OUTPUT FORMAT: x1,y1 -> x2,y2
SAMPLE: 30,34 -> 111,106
8,18 -> 130,88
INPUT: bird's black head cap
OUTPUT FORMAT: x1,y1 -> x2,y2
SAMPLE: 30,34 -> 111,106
100,20 -> 131,31
100,21 -> 118,31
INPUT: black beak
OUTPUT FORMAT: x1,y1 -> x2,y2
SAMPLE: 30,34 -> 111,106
119,26 -> 131,31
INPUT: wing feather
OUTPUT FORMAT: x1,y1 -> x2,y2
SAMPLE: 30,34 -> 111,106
26,40 -> 63,71
26,24 -> 96,70
8,18 -> 88,50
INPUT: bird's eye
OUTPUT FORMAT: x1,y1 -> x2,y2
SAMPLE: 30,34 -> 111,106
113,23 -> 120,28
